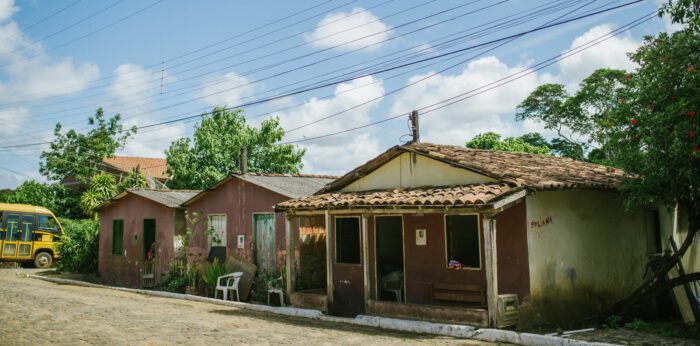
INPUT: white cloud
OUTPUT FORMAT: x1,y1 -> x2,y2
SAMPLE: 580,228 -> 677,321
390,57 -> 549,145
0,0 -> 100,100
196,71 -> 259,107
557,24 -> 639,86
0,0 -> 18,23
0,106 -> 28,136
119,122 -> 187,158
0,170 -> 24,189
305,8 -> 392,51
281,75 -> 385,174
108,63 -> 175,115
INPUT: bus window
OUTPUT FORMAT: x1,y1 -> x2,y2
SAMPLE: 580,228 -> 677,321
38,215 -> 58,233
4,214 -> 20,241
20,214 -> 34,242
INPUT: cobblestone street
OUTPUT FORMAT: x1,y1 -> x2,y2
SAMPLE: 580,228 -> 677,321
0,269 -> 498,345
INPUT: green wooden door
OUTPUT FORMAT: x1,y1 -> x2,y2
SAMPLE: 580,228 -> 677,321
253,213 -> 276,274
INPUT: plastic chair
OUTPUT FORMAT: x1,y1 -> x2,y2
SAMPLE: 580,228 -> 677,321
267,276 -> 285,306
381,271 -> 404,302
215,272 -> 243,301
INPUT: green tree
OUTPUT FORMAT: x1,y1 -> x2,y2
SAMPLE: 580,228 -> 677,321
117,170 -> 148,191
166,107 -> 306,189
57,218 -> 99,273
516,69 -> 628,163
465,132 -> 551,155
1,180 -> 80,217
79,173 -> 118,217
40,108 -> 136,184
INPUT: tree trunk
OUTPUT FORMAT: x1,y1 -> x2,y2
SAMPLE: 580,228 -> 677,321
609,208 -> 700,318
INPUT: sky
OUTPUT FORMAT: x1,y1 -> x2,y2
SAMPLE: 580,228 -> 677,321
0,0 -> 680,188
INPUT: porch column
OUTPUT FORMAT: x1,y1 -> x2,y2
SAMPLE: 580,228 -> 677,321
482,218 -> 498,327
361,214 -> 370,310
325,210 -> 334,309
285,215 -> 295,297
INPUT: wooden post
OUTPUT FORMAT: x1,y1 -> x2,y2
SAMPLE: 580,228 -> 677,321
325,210 -> 334,310
285,216 -> 295,297
361,214 -> 370,311
483,218 -> 498,327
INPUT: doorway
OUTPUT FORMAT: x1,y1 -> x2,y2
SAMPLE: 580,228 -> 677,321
143,219 -> 156,260
253,213 -> 276,274
375,216 -> 404,302
332,216 -> 364,317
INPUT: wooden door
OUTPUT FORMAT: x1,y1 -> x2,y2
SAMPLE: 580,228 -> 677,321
253,213 -> 276,274
332,216 -> 365,317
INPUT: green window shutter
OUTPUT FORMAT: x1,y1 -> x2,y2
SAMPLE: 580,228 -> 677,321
112,220 -> 124,255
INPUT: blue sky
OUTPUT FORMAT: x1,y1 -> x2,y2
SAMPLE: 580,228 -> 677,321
0,0 -> 677,188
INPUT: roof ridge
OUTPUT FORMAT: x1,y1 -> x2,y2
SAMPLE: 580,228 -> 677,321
233,172 -> 339,179
104,155 -> 166,160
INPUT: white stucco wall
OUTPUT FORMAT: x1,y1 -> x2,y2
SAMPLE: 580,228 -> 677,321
523,190 -> 651,324
342,152 -> 496,192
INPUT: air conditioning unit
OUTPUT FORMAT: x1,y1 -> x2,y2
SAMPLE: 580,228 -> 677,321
496,294 -> 519,328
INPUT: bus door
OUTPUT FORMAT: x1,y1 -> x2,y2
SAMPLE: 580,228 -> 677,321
1,213 -> 20,258
17,214 -> 35,259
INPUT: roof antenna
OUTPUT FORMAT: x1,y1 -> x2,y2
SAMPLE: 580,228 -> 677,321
409,110 -> 420,144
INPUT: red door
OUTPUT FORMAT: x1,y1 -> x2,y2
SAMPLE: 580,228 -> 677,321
331,216 -> 365,317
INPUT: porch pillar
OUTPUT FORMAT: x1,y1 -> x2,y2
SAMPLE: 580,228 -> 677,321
325,210 -> 334,309
361,214 -> 370,310
482,218 -> 498,327
285,215 -> 295,297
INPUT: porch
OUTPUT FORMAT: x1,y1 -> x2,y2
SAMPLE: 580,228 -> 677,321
281,202 -> 520,328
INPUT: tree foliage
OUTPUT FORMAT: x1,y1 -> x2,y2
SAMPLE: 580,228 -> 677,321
466,132 -> 551,155
79,173 -> 118,218
57,218 -> 99,273
0,180 -> 81,218
166,107 -> 306,189
40,108 -> 136,183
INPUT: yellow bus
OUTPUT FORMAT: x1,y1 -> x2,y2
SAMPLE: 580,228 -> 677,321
0,203 -> 63,268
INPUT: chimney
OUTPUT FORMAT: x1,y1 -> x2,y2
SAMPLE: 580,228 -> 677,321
239,147 -> 248,175
409,110 -> 420,143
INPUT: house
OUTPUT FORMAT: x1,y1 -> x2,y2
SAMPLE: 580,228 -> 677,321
181,173 -> 336,275
63,156 -> 169,190
276,141 -> 671,328
97,189 -> 200,288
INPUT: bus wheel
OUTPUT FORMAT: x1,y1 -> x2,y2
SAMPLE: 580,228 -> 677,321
34,252 -> 52,269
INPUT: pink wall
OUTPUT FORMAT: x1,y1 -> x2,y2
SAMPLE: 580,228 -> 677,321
185,177 -> 291,272
98,194 -> 176,287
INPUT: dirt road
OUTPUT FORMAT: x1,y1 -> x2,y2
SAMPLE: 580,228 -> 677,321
0,269 -> 498,345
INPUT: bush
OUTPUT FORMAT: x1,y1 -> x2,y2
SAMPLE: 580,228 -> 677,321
57,218 -> 99,273
202,258 -> 226,297
160,272 -> 188,293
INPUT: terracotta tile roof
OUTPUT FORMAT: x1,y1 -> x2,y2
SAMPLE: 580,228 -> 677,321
276,183 -> 516,210
101,156 -> 168,180
319,142 -> 624,194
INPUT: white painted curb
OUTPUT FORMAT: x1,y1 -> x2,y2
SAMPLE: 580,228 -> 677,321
29,275 -> 618,346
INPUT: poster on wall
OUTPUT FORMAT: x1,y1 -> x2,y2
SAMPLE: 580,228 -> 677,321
237,235 -> 245,249
416,229 -> 427,245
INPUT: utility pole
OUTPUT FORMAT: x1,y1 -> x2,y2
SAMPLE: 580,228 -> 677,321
409,110 -> 420,143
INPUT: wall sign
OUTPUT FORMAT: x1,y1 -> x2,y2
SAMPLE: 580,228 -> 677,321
237,235 -> 245,249
530,216 -> 553,229
416,229 -> 427,245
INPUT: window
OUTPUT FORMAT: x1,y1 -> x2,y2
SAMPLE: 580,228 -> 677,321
445,215 -> 480,269
112,220 -> 124,255
207,215 -> 227,249
38,215 -> 59,233
335,217 -> 360,264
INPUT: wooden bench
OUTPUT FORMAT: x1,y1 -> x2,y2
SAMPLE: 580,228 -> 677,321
432,283 -> 485,307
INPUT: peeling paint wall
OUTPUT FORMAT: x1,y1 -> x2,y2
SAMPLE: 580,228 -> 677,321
342,153 -> 496,192
524,190 -> 649,326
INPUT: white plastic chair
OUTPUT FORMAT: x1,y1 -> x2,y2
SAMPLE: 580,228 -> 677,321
267,276 -> 285,306
215,272 -> 243,301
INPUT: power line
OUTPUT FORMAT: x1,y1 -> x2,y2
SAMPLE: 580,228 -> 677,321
0,0 -> 125,59
280,12 -> 656,145
0,0 -> 349,104
0,0 -> 165,68
0,0 -> 641,151
3,0 -> 84,42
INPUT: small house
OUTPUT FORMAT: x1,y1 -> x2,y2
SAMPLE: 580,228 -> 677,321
97,189 -> 199,288
181,173 -> 336,275
276,141 -> 675,328
63,156 -> 169,190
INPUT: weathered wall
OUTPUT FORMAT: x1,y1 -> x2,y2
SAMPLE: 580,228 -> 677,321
524,190 -> 649,326
98,194 -> 175,288
659,206 -> 699,273
342,152 -> 496,192
185,178 -> 290,273
495,201 -> 530,301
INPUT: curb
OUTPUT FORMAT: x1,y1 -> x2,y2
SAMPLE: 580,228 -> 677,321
29,275 -> 616,346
